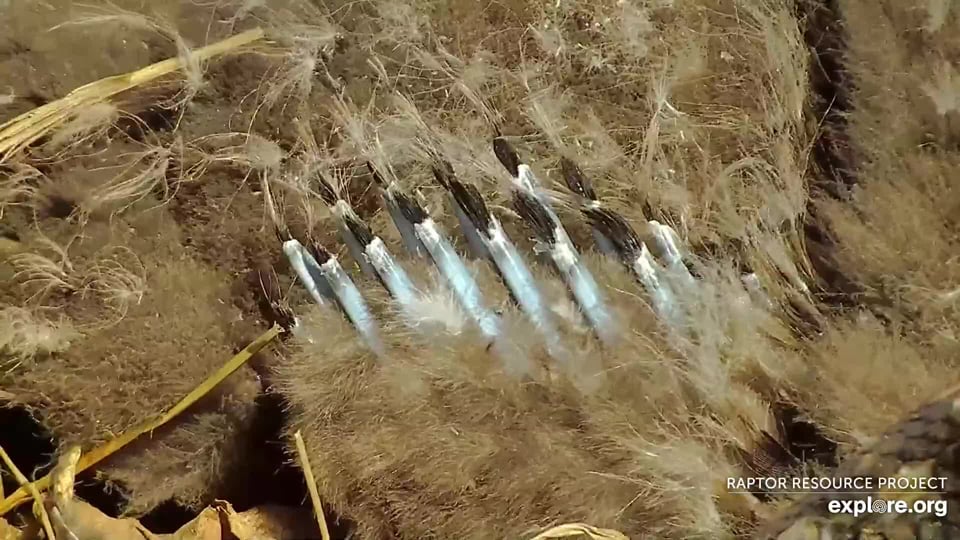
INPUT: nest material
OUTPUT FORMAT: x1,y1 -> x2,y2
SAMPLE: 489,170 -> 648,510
275,247 -> 804,538
4,239 -> 261,514
4,0 -> 959,536
756,386 -> 960,539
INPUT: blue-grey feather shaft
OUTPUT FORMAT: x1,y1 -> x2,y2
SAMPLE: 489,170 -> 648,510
282,239 -> 335,306
301,248 -> 386,356
511,190 -> 619,346
336,219 -> 378,278
384,193 -> 427,257
364,237 -> 421,324
449,193 -> 491,260
414,218 -> 501,341
648,220 -> 697,292
484,221 -> 571,365
591,228 -> 619,258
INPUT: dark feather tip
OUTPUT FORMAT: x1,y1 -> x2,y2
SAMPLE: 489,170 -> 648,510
492,136 -> 520,178
312,172 -> 338,206
391,189 -> 429,225
583,207 -> 643,260
367,162 -> 387,187
254,274 -> 296,332
342,212 -> 376,247
448,180 -> 493,235
641,199 -> 655,220
512,190 -> 557,244
274,224 -> 293,244
560,157 -> 597,201
431,159 -> 456,189
306,241 -> 332,264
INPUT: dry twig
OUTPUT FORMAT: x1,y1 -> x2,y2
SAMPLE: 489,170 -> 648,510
0,27 -> 265,163
48,446 -> 81,540
0,445 -> 56,540
294,430 -> 331,540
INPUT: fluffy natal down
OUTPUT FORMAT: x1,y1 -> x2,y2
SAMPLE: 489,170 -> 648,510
275,243 -> 793,539
1,0 -> 958,537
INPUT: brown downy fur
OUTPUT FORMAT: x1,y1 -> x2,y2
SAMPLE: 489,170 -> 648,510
1,203 -> 261,514
0,0 -> 330,516
267,0 -> 820,537
0,0 -> 330,515
802,0 -> 960,451
752,0 -> 960,536
8,0 -> 958,536
757,385 -> 960,539
275,235 -> 810,538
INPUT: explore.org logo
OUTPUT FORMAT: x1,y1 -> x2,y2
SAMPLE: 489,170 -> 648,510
828,497 -> 949,518
725,475 -> 950,519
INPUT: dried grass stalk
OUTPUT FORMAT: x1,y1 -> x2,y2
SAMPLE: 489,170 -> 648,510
0,444 -> 56,540
0,27 -> 265,163
294,430 -> 330,540
48,446 -> 81,540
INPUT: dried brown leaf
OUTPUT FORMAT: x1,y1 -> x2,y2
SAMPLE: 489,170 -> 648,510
168,501 -> 316,540
56,499 -> 159,540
